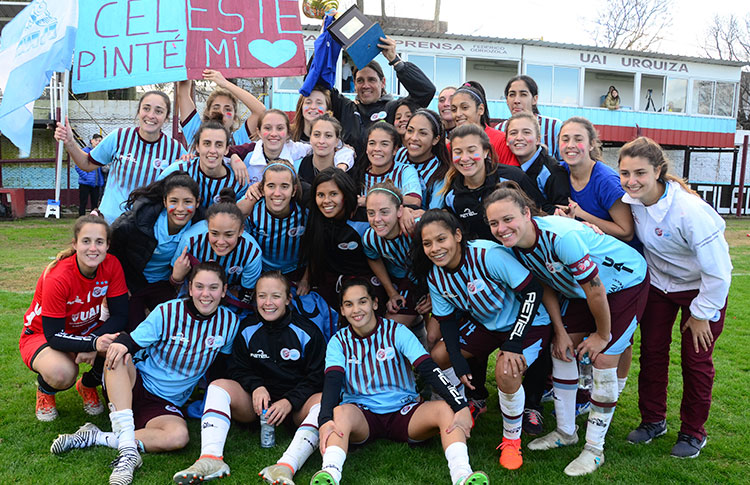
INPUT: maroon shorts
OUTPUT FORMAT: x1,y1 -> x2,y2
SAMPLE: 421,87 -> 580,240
103,371 -> 184,429
353,401 -> 425,445
391,277 -> 427,316
561,275 -> 649,355
458,321 -> 551,367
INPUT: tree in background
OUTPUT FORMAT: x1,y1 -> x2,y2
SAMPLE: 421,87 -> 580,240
589,0 -> 673,51
702,14 -> 750,129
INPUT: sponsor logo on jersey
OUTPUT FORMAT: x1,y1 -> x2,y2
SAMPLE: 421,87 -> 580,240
288,226 -> 305,237
338,241 -> 358,250
347,357 -> 361,364
459,207 -> 478,218
67,296 -> 84,305
280,348 -> 301,361
205,335 -> 225,348
375,346 -> 396,361
171,332 -> 190,344
442,290 -> 458,298
228,265 -> 242,274
467,279 -> 486,295
71,306 -> 101,326
250,349 -> 270,359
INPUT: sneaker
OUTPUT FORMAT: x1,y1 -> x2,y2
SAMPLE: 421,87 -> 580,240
497,438 -> 523,470
522,408 -> 543,436
173,456 -> 230,484
468,399 -> 487,423
36,388 -> 58,421
456,470 -> 490,485
540,389 -> 555,403
626,420 -> 667,444
563,444 -> 604,476
310,470 -> 338,485
76,378 -> 104,416
551,401 -> 590,418
51,422 -> 100,454
259,463 -> 295,485
527,426 -> 578,451
109,447 -> 142,485
670,432 -> 707,459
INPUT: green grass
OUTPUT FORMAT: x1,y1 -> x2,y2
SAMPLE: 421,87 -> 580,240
1,218 -> 749,484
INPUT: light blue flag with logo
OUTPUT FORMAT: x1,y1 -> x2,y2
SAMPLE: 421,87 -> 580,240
0,0 -> 78,156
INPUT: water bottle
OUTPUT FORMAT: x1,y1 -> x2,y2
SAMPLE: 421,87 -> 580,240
578,352 -> 593,391
260,409 -> 275,448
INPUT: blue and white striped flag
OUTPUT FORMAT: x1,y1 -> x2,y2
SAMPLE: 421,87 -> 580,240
0,0 -> 77,156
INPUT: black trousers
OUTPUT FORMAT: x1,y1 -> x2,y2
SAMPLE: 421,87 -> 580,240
78,184 -> 100,216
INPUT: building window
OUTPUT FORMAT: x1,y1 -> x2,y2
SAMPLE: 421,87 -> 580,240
526,64 -> 579,105
691,80 -> 736,117
409,55 -> 461,92
714,82 -> 735,117
665,78 -> 687,113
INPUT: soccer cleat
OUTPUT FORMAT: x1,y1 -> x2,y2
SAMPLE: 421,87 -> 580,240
456,470 -> 490,485
76,378 -> 105,415
109,447 -> 142,485
468,398 -> 487,423
522,408 -> 543,436
310,470 -> 339,485
670,432 -> 707,459
173,456 -> 230,484
497,438 -> 523,470
36,388 -> 58,422
51,422 -> 101,454
527,426 -> 578,451
626,420 -> 667,444
563,445 -> 604,476
259,464 -> 295,485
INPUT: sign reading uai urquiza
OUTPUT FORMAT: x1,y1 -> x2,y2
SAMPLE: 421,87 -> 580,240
72,0 -> 306,94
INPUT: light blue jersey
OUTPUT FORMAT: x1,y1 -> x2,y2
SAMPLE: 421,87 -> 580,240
247,199 -> 307,274
325,318 -> 429,414
132,298 -> 239,406
90,127 -> 184,222
142,210 -> 192,283
429,240 -> 550,331
511,216 -> 647,298
363,162 -> 422,201
362,227 -> 414,281
158,157 -> 248,208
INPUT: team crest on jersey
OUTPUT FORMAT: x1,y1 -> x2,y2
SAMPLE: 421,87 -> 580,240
152,159 -> 164,170
92,285 -> 109,298
376,346 -> 396,361
227,265 -> 242,274
467,279 -> 486,295
545,261 -> 564,274
205,335 -> 225,348
288,226 -> 305,237
338,241 -> 358,250
577,258 -> 591,272
280,348 -> 301,360
370,111 -> 387,122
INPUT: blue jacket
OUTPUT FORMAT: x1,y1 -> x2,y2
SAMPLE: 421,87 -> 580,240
77,147 -> 105,186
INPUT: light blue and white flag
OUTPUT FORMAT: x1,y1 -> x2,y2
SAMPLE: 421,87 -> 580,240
0,0 -> 77,156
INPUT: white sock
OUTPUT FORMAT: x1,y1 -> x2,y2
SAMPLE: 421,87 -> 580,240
200,384 -> 232,458
444,441 -> 472,484
95,431 -> 118,448
109,409 -> 136,451
499,386 -> 525,440
586,367 -> 618,452
551,353 -> 578,436
617,377 -> 628,397
278,404 -> 320,473
443,367 -> 465,399
321,445 -> 347,483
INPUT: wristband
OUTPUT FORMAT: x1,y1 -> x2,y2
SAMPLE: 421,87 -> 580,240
388,55 -> 402,66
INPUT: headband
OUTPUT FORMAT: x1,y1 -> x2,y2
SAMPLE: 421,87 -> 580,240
263,162 -> 297,180
415,109 -> 443,137
454,87 -> 484,106
367,187 -> 402,202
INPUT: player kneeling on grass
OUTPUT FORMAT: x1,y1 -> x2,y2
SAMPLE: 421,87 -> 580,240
50,262 -> 239,485
173,271 -> 326,485
20,214 -> 128,422
310,278 -> 489,485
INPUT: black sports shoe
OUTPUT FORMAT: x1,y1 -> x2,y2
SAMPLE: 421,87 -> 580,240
522,408 -> 544,436
670,432 -> 707,458
626,420 -> 667,444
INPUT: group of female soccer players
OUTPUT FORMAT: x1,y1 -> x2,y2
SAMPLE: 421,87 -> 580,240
20,43 -> 731,485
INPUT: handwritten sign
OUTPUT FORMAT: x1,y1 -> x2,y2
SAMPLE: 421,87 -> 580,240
72,0 -> 306,94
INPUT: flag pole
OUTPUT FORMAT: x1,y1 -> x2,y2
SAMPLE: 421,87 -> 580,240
46,70 -> 69,219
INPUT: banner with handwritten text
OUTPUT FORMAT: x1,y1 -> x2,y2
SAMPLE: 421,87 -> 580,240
72,0 -> 306,94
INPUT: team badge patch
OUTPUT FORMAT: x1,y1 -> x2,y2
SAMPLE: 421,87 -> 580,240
280,348 -> 301,360
376,347 -> 395,361
467,279 -> 486,295
205,335 -> 225,348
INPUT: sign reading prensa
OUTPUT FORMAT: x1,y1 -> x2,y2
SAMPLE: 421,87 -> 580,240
72,0 -> 306,94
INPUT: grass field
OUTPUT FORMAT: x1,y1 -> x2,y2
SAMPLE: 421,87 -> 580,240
1,218 -> 749,484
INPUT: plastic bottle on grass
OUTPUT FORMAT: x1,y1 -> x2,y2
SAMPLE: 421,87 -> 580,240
260,409 -> 275,448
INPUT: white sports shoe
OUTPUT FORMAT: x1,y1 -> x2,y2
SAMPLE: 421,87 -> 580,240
51,422 -> 101,454
563,445 -> 605,476
527,426 -> 579,451
109,447 -> 142,485
173,457 -> 230,484
259,463 -> 295,484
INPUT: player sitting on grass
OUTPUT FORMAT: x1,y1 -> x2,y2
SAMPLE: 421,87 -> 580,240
50,262 -> 239,485
310,278 -> 489,485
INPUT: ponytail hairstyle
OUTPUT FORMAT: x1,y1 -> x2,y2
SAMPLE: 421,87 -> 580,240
205,188 -> 243,225
291,85 -> 332,142
408,108 -> 452,188
504,111 -> 541,140
125,170 -> 200,210
302,167 -> 358,282
454,81 -> 491,127
261,158 -> 303,206
366,179 -> 403,207
483,180 -> 546,222
560,116 -> 602,160
410,209 -> 467,284
190,114 -> 231,153
504,75 -> 540,115
46,213 -> 111,274
618,136 -> 698,196
355,122 -> 400,194
202,87 -> 240,131
440,123 -> 498,196
188,260 -> 227,286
